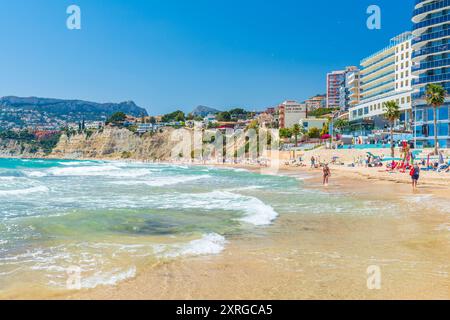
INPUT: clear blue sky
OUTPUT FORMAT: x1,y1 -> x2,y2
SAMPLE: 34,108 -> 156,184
0,0 -> 413,115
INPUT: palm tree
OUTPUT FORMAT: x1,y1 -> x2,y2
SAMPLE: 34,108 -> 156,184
425,83 -> 446,155
383,100 -> 401,158
334,119 -> 349,133
292,124 -> 301,147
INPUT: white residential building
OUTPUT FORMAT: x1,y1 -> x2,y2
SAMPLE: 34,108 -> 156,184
278,100 -> 307,129
349,32 -> 413,127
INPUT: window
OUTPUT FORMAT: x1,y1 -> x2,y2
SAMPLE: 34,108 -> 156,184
428,108 -> 435,121
438,106 -> 449,120
437,123 -> 449,136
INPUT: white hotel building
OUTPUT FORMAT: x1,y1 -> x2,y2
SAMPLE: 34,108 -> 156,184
349,32 -> 414,128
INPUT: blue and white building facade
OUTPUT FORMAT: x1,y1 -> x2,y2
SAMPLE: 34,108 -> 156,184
349,32 -> 414,129
412,0 -> 450,148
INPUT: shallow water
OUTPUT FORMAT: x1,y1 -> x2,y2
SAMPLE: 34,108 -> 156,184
0,158 -> 442,295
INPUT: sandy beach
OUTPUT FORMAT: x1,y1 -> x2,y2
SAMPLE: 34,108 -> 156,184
54,163 -> 449,300
1,152 -> 449,300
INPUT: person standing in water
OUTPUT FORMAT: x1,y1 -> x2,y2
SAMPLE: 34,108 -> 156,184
411,163 -> 420,190
323,163 -> 331,186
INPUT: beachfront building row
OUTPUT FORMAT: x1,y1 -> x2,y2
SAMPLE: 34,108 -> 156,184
412,0 -> 450,149
348,32 -> 414,131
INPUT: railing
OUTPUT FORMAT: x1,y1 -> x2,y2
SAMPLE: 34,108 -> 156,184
413,13 -> 450,31
362,62 -> 395,78
362,53 -> 395,70
412,58 -> 450,72
413,0 -> 450,18
412,43 -> 450,58
362,87 -> 396,100
412,28 -> 450,46
412,72 -> 450,85
361,71 -> 395,86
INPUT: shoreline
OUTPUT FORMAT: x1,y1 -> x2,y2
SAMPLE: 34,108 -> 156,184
1,157 -> 449,300
65,165 -> 449,300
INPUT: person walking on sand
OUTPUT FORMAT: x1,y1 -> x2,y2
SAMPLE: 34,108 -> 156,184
323,163 -> 331,186
410,163 -> 420,190
311,156 -> 316,169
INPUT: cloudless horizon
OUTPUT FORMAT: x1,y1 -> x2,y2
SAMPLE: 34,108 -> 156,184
0,0 -> 414,115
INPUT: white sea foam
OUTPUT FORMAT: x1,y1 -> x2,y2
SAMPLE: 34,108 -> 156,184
48,165 -> 152,178
111,175 -> 211,187
80,267 -> 137,289
0,176 -> 16,181
58,161 -> 95,166
23,171 -> 47,178
162,191 -> 278,226
160,233 -> 226,258
0,186 -> 49,197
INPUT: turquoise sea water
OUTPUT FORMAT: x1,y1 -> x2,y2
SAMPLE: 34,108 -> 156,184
0,158 -> 412,293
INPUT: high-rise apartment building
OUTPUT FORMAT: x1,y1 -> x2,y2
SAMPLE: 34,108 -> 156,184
327,67 -> 359,110
412,0 -> 450,148
327,70 -> 346,109
339,66 -> 360,111
349,32 -> 413,126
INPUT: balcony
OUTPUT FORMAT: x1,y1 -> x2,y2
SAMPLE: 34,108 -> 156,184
361,79 -> 394,95
361,71 -> 395,86
412,28 -> 450,47
362,61 -> 395,79
413,0 -> 450,24
412,72 -> 450,85
412,43 -> 450,61
412,58 -> 450,74
413,13 -> 450,35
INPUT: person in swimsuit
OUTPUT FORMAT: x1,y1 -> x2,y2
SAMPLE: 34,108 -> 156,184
311,156 -> 316,169
323,164 -> 331,186
411,163 -> 420,190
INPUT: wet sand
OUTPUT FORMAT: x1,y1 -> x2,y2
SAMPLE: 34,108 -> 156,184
57,169 -> 450,300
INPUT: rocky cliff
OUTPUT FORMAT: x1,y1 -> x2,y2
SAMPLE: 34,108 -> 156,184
0,138 -> 47,158
50,127 -> 178,161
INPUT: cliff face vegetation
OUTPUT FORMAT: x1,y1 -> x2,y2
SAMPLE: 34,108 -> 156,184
0,138 -> 47,158
0,130 -> 61,158
50,127 -> 179,161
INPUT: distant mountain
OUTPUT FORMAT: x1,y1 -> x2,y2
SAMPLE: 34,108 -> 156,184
191,105 -> 221,117
0,96 -> 148,130
0,96 -> 148,117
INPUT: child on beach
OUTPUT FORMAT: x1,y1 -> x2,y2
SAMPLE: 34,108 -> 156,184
323,164 -> 331,186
